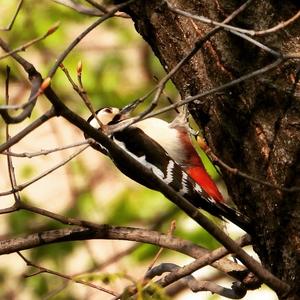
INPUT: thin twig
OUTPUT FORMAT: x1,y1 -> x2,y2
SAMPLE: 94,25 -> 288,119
52,0 -> 103,16
17,252 -> 118,296
254,10 -> 300,36
0,0 -> 24,31
145,220 -> 176,276
47,0 -> 136,78
0,145 -> 89,196
0,108 -> 56,153
167,1 -> 300,37
85,0 -> 130,18
166,1 -> 282,58
0,22 -> 60,60
126,0 -> 254,123
60,62 -> 102,128
198,138 -> 300,193
5,66 -> 21,206
141,57 -> 285,121
1,139 -> 92,158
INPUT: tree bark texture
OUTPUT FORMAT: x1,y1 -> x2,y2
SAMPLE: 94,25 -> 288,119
116,0 -> 300,299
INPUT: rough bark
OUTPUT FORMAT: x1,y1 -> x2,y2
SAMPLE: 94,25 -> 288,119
115,0 -> 300,299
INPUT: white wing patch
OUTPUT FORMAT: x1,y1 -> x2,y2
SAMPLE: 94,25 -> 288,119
208,196 -> 216,204
179,172 -> 189,195
95,143 -> 108,153
194,184 -> 203,194
113,138 -> 165,179
165,160 -> 174,184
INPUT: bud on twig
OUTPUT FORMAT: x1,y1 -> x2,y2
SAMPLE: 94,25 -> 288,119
46,22 -> 60,36
77,61 -> 83,76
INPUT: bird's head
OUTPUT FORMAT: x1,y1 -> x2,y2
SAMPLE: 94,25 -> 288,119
87,107 -> 125,129
85,107 -> 131,153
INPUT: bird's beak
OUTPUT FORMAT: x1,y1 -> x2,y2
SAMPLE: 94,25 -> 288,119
119,99 -> 140,116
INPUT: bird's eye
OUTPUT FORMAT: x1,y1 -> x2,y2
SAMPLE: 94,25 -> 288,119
103,108 -> 112,113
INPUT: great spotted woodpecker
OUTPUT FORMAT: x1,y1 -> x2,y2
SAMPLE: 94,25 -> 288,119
85,106 -> 250,232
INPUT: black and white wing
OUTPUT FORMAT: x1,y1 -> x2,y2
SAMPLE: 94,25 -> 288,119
99,126 -> 251,232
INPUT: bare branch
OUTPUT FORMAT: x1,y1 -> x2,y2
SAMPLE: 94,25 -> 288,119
144,57 -> 285,120
47,0 -> 136,78
166,1 -> 300,37
0,0 -> 24,31
1,139 -> 92,158
0,22 -> 60,60
254,10 -> 300,36
0,145 -> 89,196
0,225 -> 255,286
0,108 -> 56,153
145,220 -> 177,277
132,0 -> 254,122
52,0 -> 104,16
85,0 -> 130,18
198,138 -> 300,193
3,66 -> 21,213
145,263 -> 247,299
17,252 -> 118,296
60,63 -> 102,128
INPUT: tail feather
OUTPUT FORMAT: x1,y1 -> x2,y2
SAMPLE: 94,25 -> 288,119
175,169 -> 251,233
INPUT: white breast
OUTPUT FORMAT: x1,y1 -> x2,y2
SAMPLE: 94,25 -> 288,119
134,118 -> 186,164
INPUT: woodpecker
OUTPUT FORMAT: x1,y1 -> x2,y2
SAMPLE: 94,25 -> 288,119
85,106 -> 250,232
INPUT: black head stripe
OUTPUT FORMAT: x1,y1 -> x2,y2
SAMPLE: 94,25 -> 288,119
108,113 -> 122,125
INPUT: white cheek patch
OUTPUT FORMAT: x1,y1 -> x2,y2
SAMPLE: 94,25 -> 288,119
113,139 -> 165,179
89,117 -> 101,129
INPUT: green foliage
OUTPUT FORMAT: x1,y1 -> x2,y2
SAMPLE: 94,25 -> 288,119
76,271 -> 127,284
131,244 -> 160,262
30,241 -> 75,267
106,188 -> 172,225
176,224 -> 221,250
8,209 -> 38,235
26,275 -> 49,297
20,164 -> 36,179
121,281 -> 171,300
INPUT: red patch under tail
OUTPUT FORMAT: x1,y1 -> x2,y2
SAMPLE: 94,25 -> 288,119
186,166 -> 224,202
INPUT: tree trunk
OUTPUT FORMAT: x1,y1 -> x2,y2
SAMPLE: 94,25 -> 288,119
116,0 -> 300,299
